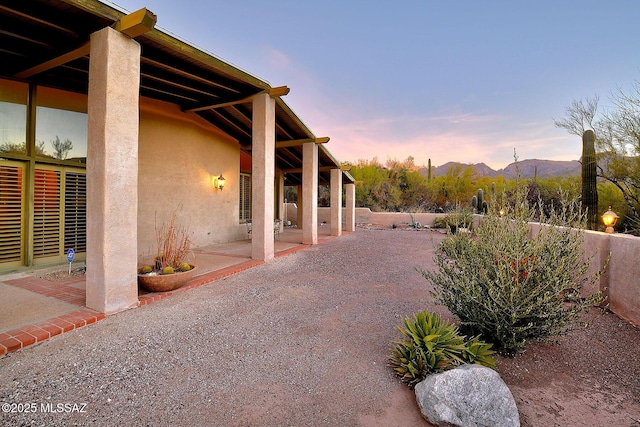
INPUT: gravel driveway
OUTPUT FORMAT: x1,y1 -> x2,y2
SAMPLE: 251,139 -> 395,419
0,230 -> 445,426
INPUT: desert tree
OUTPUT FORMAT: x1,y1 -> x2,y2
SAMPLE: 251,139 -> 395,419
51,135 -> 73,160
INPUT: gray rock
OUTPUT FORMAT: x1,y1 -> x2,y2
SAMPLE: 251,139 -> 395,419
415,364 -> 520,427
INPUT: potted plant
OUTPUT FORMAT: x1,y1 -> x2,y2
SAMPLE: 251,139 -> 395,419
138,210 -> 196,292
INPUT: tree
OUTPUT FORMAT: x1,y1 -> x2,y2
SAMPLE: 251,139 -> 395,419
51,135 -> 73,160
555,88 -> 640,228
582,130 -> 598,230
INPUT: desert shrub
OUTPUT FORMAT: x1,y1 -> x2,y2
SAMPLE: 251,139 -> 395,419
433,207 -> 474,233
419,188 -> 606,356
389,310 -> 495,387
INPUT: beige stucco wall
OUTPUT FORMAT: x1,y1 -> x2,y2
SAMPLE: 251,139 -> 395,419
303,206 -> 640,327
137,98 -> 245,263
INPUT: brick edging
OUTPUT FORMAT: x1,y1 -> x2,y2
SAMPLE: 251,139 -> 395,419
0,309 -> 105,357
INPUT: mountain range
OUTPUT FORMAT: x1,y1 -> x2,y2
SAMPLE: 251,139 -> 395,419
421,159 -> 581,179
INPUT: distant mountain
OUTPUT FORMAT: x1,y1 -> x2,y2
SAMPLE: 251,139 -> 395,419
420,159 -> 581,179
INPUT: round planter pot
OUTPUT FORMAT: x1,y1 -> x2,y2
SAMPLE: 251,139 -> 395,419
138,265 -> 197,292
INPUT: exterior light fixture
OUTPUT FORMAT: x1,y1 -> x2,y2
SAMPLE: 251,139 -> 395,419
213,174 -> 226,191
602,206 -> 618,234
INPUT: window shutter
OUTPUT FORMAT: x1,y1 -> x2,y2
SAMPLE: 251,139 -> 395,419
239,173 -> 251,222
0,163 -> 24,265
33,168 -> 61,258
64,171 -> 86,253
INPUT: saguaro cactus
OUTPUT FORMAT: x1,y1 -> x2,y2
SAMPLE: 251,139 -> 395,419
471,188 -> 487,214
582,130 -> 598,230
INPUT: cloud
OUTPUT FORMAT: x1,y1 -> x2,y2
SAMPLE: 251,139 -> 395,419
311,110 -> 581,170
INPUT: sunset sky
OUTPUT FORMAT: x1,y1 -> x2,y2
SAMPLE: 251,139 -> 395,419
110,0 -> 640,169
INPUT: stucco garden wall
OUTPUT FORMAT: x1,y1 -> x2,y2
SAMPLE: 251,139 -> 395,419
137,98 -> 246,262
298,205 -> 640,327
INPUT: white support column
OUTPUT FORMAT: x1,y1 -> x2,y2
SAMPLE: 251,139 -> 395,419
251,93 -> 275,261
302,142 -> 318,244
345,183 -> 356,232
330,168 -> 342,236
86,27 -> 140,314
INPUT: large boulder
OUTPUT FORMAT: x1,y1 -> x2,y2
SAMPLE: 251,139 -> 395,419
415,364 -> 520,427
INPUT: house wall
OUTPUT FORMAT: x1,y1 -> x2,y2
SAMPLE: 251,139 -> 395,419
137,98 -> 245,263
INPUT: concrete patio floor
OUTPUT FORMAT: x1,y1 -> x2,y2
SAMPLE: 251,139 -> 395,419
0,227 -> 336,356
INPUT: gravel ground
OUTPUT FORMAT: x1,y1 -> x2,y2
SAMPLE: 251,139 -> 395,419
1,229 -> 639,427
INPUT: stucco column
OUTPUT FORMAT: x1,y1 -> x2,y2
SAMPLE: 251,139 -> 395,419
345,182 -> 356,232
302,142 -> 318,244
251,93 -> 275,261
330,168 -> 342,236
86,27 -> 140,314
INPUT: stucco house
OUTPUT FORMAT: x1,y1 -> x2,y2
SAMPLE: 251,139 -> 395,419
0,0 -> 356,314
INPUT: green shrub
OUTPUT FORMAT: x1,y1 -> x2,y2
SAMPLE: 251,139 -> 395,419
434,208 -> 474,233
389,310 -> 495,387
419,187 -> 606,356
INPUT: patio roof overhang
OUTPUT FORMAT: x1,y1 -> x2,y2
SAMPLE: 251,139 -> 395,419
0,0 -> 354,186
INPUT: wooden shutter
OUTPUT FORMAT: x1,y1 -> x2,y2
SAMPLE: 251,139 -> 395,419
64,171 -> 86,253
0,163 -> 24,266
239,173 -> 251,222
33,168 -> 61,258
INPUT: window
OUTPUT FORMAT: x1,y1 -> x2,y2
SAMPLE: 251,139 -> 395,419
239,173 -> 251,222
0,79 -> 28,155
36,86 -> 87,163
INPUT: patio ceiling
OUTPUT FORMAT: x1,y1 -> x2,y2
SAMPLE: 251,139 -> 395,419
0,0 -> 353,186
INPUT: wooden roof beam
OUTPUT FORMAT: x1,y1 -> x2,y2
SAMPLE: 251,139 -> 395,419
283,165 -> 343,173
185,86 -> 289,112
13,8 -> 156,79
275,136 -> 329,148
113,8 -> 157,38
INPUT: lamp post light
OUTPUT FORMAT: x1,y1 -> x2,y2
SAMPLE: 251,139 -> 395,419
602,206 -> 619,234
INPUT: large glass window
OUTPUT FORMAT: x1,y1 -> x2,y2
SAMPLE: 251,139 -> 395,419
36,87 -> 87,163
0,79 -> 28,155
0,79 -> 88,269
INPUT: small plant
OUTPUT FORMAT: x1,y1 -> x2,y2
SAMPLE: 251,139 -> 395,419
139,208 -> 194,276
154,209 -> 193,271
434,207 -> 473,234
389,310 -> 495,387
408,213 -> 422,229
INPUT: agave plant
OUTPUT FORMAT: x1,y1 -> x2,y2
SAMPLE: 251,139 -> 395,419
389,310 -> 495,387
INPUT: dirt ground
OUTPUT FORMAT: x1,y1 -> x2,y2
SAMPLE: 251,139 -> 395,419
495,308 -> 640,427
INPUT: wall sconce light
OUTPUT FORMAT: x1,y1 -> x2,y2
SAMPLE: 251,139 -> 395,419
602,206 -> 619,233
213,174 -> 226,191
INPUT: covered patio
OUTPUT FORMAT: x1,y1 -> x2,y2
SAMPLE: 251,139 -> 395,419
0,226 -> 339,355
0,0 -> 356,317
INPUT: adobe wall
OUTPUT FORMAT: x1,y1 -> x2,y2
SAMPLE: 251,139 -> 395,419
137,98 -> 246,263
294,206 -> 481,229
290,205 -> 640,327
